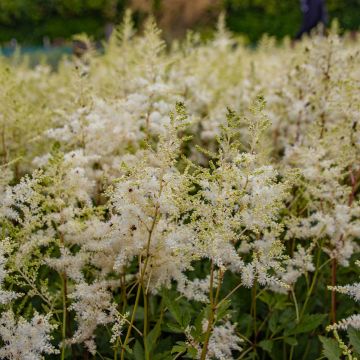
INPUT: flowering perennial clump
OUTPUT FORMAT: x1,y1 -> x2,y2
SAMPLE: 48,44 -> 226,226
0,14 -> 359,360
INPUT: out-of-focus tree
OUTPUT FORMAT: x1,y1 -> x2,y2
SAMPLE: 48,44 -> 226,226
130,0 -> 221,38
0,0 -> 126,44
0,0 -> 358,44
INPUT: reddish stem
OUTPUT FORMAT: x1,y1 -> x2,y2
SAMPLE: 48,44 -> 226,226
331,258 -> 337,323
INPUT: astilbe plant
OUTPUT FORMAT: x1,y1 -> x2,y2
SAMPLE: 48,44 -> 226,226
0,12 -> 359,360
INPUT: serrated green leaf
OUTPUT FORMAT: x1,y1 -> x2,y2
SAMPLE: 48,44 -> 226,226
319,336 -> 341,360
145,319 -> 162,354
284,337 -> 298,346
133,340 -> 144,360
258,339 -> 273,353
181,308 -> 191,328
269,312 -> 279,334
194,308 -> 206,338
165,299 -> 181,324
285,314 -> 326,336
187,346 -> 198,359
216,299 -> 231,321
164,322 -> 183,334
171,343 -> 187,354
153,351 -> 172,360
258,292 -> 288,310
348,327 -> 360,354
156,336 -> 173,354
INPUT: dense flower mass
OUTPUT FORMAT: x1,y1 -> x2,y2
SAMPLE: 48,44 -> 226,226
0,13 -> 359,359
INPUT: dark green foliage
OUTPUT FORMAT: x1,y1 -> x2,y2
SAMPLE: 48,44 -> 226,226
225,0 -> 360,42
0,0 -> 359,44
77,256 -> 359,360
0,0 -> 127,44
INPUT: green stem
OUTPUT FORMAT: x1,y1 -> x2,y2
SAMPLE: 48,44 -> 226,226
289,290 -> 299,360
330,258 -> 337,323
1,126 -> 8,165
120,169 -> 166,358
301,341 -> 311,360
200,262 -> 215,360
200,264 -> 223,360
114,343 -> 118,360
251,281 -> 257,345
121,274 -> 127,312
216,280 -> 242,310
256,312 -> 271,338
114,275 -> 128,359
238,346 -> 254,359
300,241 -> 323,319
291,289 -> 300,324
289,344 -> 295,360
120,281 -> 142,360
121,205 -> 160,359
61,273 -> 68,360
143,291 -> 149,360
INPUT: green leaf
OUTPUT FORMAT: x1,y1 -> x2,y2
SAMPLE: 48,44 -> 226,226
348,327 -> 360,354
153,351 -> 172,360
123,343 -> 133,354
155,336 -> 173,353
171,342 -> 187,354
145,319 -> 162,354
133,341 -> 145,360
258,292 -> 288,310
319,336 -> 341,360
193,309 -> 206,338
164,322 -> 184,334
285,314 -> 326,336
279,308 -> 296,327
162,291 -> 190,328
181,309 -> 191,328
258,340 -> 273,353
187,346 -> 198,359
216,299 -> 231,321
269,312 -> 279,333
284,337 -> 298,346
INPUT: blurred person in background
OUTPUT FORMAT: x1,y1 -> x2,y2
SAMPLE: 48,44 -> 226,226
296,0 -> 328,39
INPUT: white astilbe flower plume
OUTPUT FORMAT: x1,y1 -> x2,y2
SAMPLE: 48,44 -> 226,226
272,245 -> 315,293
327,315 -> 360,331
0,311 -> 58,359
68,282 -> 118,354
181,103 -> 289,290
0,15 -> 359,359
0,167 -> 16,220
201,320 -> 243,360
110,311 -> 129,344
0,239 -> 18,305
100,103 -> 195,293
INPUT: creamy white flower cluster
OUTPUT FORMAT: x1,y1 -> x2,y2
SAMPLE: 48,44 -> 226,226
0,13 -> 359,359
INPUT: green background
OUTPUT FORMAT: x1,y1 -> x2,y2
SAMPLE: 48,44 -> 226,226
225,0 -> 360,42
0,0 -> 359,44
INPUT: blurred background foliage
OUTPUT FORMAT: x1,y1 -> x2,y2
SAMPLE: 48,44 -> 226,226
0,0 -> 359,45
225,0 -> 360,42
